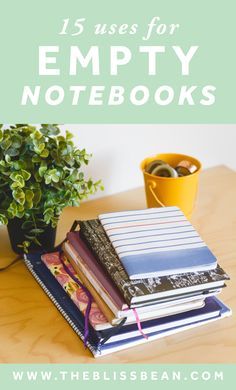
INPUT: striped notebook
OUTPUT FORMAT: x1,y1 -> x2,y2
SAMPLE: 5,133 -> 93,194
99,207 -> 217,280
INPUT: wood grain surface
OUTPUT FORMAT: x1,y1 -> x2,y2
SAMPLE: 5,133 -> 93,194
0,165 -> 235,363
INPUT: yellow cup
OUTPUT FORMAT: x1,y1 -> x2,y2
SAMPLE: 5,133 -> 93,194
140,153 -> 202,219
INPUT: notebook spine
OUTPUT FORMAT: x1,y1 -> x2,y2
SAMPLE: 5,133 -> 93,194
24,256 -> 98,357
79,220 -> 134,305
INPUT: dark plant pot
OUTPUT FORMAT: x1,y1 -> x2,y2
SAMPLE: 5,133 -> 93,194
7,218 -> 57,254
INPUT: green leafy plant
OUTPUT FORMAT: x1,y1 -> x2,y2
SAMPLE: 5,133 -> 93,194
0,124 -> 103,252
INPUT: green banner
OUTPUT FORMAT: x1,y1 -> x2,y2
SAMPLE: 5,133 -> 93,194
0,0 -> 235,123
0,364 -> 235,389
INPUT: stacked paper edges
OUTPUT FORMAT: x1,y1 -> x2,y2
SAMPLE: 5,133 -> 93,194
24,207 -> 231,357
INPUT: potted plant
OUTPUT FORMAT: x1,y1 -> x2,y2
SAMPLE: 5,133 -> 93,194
0,124 -> 102,254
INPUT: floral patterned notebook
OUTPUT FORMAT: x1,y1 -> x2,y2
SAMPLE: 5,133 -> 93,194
41,252 -> 109,330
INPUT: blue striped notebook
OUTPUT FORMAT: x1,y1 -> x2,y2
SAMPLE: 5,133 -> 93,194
99,207 -> 217,280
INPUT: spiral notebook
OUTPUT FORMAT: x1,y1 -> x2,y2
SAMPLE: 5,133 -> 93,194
24,252 -> 231,357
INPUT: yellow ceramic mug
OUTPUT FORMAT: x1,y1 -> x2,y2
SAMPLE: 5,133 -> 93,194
140,153 -> 202,219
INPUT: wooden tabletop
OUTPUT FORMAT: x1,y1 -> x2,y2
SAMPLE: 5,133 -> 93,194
0,165 -> 235,363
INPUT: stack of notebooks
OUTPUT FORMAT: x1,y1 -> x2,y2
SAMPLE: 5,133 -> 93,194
24,206 -> 231,357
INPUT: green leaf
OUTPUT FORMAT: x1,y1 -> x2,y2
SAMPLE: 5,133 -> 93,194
17,204 -> 24,212
30,130 -> 43,141
5,154 -> 11,163
12,188 -> 25,205
17,240 -> 30,253
33,189 -> 42,204
29,228 -> 44,234
40,148 -> 49,158
24,234 -> 35,240
51,173 -> 60,183
65,130 -> 73,140
1,138 -> 12,151
40,124 -> 60,136
16,209 -> 24,218
7,201 -> 18,218
73,182 -> 81,191
11,135 -> 22,148
10,173 -> 25,188
25,189 -> 34,202
9,172 -> 17,181
34,142 -> 45,154
34,171 -> 42,182
0,213 -> 8,225
6,147 -> 19,157
12,180 -> 25,190
21,170 -> 31,181
44,169 -> 60,184
31,236 -> 42,246
45,176 -> 51,185
13,160 -> 26,170
39,166 -> 47,177
32,155 -> 41,163
22,220 -> 34,230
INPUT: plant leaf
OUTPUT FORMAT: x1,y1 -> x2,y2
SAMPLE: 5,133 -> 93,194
0,213 -> 8,224
12,188 -> 25,205
25,189 -> 34,202
22,221 -> 34,230
29,228 -> 44,234
21,170 -> 31,181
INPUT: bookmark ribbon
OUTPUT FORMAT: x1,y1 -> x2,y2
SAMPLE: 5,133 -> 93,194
132,308 -> 149,340
123,307 -> 148,340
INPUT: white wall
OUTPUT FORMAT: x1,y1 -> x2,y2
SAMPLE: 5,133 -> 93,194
61,124 -> 236,199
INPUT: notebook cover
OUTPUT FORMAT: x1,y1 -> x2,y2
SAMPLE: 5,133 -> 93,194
78,219 -> 229,306
62,242 -> 118,325
98,207 -> 217,279
24,252 -> 100,355
67,232 -> 126,310
41,251 -> 114,330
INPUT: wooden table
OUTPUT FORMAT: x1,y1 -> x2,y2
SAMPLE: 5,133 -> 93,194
0,166 -> 235,363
